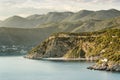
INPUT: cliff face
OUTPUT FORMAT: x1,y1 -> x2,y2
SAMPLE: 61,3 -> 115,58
26,33 -> 95,59
26,29 -> 120,59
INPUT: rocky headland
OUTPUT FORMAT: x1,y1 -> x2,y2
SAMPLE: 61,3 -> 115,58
25,29 -> 120,72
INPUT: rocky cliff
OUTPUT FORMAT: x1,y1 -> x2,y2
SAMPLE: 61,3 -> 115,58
26,32 -> 97,59
26,29 -> 120,72
88,61 -> 120,72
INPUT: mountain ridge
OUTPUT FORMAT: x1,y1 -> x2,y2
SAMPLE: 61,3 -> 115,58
1,9 -> 120,28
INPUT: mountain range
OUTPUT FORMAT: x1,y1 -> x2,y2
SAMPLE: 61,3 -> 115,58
0,9 -> 120,55
0,9 -> 120,28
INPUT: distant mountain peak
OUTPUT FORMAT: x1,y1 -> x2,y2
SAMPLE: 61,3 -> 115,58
108,8 -> 119,11
47,11 -> 73,15
97,9 -> 120,12
11,15 -> 23,19
79,10 -> 94,12
5,15 -> 25,21
77,10 -> 94,14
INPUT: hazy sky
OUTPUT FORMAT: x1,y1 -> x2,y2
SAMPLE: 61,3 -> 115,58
0,0 -> 120,20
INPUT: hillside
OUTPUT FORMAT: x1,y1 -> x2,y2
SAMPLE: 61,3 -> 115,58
37,17 -> 120,32
0,27 -> 62,55
26,29 -> 120,72
0,16 -> 120,55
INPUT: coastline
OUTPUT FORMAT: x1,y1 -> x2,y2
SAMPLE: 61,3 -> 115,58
87,62 -> 120,72
38,57 -> 98,61
24,56 -> 120,72
24,56 -> 98,61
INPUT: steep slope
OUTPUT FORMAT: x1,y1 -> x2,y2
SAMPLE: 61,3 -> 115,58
26,29 -> 120,72
0,27 -> 63,55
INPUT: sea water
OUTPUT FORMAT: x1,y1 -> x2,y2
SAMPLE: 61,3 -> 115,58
0,56 -> 119,80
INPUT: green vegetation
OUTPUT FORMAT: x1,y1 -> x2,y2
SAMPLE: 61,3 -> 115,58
64,44 -> 85,58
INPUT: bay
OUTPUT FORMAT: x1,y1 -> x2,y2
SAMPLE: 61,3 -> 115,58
0,56 -> 119,80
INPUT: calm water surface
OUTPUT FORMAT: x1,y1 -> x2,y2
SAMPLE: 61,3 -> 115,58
0,56 -> 119,80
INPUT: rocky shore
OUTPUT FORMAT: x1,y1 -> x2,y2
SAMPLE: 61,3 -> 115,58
87,62 -> 120,72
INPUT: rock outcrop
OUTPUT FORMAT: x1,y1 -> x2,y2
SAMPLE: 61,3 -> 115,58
88,61 -> 120,72
26,32 -> 101,59
26,33 -> 95,59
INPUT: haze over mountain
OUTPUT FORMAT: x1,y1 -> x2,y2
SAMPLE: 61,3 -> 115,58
0,27 -> 61,55
0,12 -> 73,28
0,9 -> 120,28
0,16 -> 33,28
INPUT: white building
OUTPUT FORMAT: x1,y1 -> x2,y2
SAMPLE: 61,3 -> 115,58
101,58 -> 108,62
